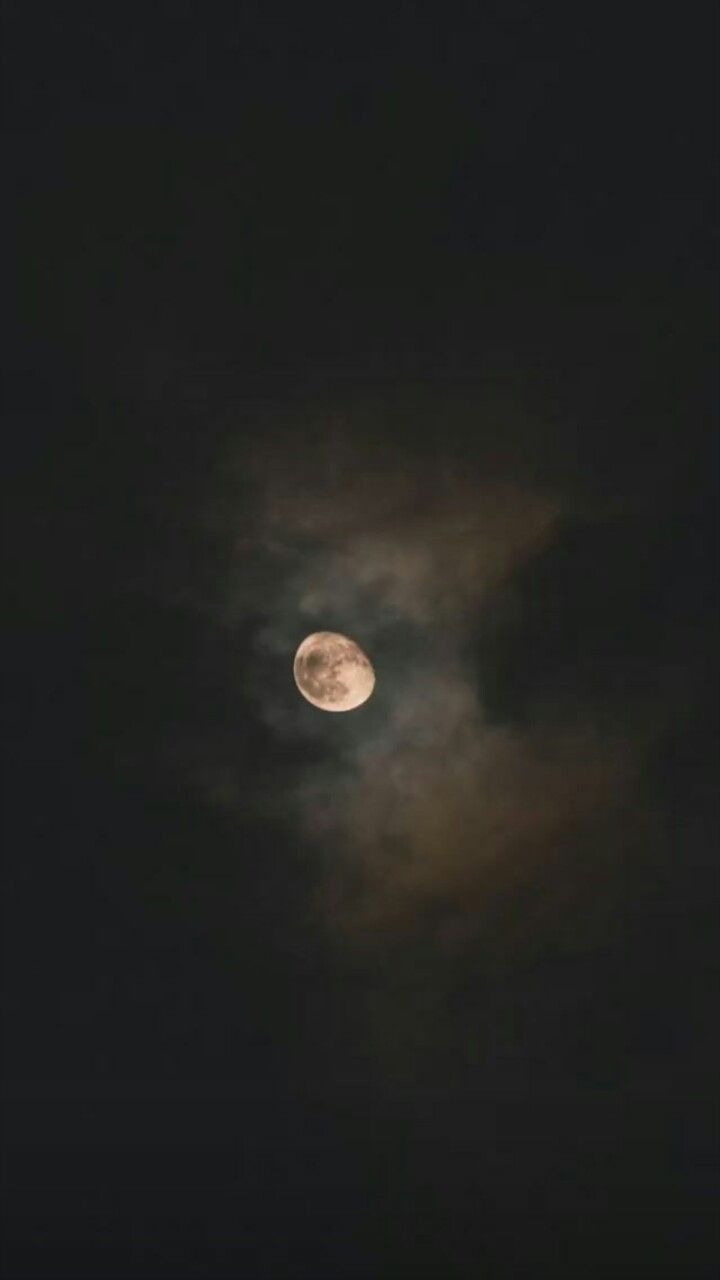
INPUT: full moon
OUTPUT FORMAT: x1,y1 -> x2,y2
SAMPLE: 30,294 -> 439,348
293,632 -> 376,712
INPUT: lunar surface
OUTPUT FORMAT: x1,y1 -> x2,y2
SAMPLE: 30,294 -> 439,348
293,632 -> 375,712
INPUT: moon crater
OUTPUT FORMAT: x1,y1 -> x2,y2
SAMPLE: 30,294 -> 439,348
293,632 -> 375,712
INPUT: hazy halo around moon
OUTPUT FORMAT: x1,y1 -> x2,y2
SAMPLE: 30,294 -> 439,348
293,632 -> 376,712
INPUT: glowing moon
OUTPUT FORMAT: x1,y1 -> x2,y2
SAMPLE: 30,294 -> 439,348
293,632 -> 375,712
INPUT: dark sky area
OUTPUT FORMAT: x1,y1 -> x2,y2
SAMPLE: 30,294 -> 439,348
4,4 -> 719,1278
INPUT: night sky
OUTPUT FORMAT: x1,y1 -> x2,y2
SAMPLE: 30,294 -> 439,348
4,5 -> 719,1278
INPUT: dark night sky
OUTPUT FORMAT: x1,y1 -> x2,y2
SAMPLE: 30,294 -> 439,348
3,5 -> 719,1278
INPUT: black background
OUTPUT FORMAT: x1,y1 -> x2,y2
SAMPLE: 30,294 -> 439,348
4,4 -> 719,1277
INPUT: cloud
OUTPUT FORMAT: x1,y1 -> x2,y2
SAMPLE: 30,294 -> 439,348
194,392 -> 664,955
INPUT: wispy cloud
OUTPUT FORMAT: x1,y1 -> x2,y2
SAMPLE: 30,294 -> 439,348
194,394 -> 662,953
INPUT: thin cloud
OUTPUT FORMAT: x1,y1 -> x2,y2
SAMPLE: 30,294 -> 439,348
192,393 -> 666,954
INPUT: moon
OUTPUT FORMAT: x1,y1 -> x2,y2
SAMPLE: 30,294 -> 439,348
293,632 -> 376,712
